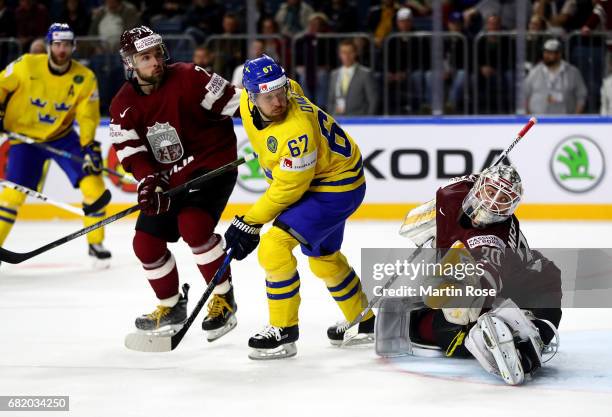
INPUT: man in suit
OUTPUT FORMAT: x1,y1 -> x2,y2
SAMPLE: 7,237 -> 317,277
327,39 -> 378,116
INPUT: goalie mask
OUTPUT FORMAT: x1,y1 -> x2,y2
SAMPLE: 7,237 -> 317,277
119,26 -> 170,81
462,164 -> 523,227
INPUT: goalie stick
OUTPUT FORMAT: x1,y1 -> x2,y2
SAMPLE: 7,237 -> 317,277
0,154 -> 255,264
124,250 -> 233,352
1,132 -> 137,184
341,238 -> 433,347
341,117 -> 538,346
0,179 -> 110,217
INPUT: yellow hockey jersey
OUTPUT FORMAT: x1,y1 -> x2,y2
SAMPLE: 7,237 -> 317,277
0,53 -> 100,146
241,81 -> 365,225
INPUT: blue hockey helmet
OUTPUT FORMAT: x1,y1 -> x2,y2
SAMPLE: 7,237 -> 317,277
46,23 -> 75,55
46,23 -> 75,45
242,54 -> 287,99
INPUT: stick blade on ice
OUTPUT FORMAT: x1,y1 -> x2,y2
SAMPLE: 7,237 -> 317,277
124,333 -> 173,352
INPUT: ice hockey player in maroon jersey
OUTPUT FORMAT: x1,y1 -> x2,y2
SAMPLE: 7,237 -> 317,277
381,164 -> 562,385
109,26 -> 241,342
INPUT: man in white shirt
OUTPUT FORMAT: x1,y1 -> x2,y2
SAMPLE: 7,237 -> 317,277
524,38 -> 587,114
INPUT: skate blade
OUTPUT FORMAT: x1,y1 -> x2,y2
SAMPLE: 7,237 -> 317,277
136,323 -> 183,337
205,315 -> 237,342
340,332 -> 375,348
91,257 -> 111,270
481,315 -> 524,385
248,342 -> 297,360
124,332 -> 172,352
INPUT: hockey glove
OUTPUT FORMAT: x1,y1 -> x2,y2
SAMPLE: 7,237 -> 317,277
224,216 -> 262,260
137,173 -> 171,216
82,141 -> 104,175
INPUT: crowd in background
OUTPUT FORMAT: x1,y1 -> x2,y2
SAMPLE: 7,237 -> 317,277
2,0 -> 612,116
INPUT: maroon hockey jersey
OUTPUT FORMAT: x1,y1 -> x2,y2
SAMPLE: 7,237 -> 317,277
436,176 -> 561,307
109,62 -> 240,186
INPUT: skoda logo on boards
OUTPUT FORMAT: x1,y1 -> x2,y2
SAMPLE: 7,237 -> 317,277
236,139 -> 268,193
550,136 -> 605,193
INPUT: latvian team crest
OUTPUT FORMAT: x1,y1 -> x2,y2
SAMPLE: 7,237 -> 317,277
146,122 -> 184,163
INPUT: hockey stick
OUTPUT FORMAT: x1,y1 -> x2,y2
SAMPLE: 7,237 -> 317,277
1,179 -> 85,216
0,179 -> 111,217
341,239 -> 433,347
341,117 -> 538,344
124,250 -> 233,352
0,155 -> 254,264
1,132 -> 137,184
492,117 -> 537,167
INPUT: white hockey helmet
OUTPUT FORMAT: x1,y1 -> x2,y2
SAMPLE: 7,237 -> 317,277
462,164 -> 523,227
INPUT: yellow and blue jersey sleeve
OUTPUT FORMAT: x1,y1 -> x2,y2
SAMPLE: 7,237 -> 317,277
0,54 -> 100,145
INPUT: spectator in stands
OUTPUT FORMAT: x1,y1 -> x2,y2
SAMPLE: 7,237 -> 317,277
463,0 -> 520,31
275,0 -> 314,36
327,39 -> 377,116
600,69 -> 612,115
406,0 -> 432,17
231,39 -> 266,88
547,0 -> 593,33
184,0 -> 225,44
367,0 -> 399,48
60,0 -> 92,36
475,14 -> 515,113
524,39 -> 587,114
143,1 -> 188,33
294,12 -> 335,107
29,37 -> 46,54
15,0 -> 50,50
581,0 -> 612,33
387,7 -> 432,113
89,0 -> 140,50
192,45 -> 215,73
323,0 -> 359,33
259,17 -> 284,64
444,11 -> 467,113
211,12 -> 246,81
526,14 -> 548,67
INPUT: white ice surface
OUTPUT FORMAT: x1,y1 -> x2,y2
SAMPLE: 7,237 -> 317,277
1,220 -> 611,417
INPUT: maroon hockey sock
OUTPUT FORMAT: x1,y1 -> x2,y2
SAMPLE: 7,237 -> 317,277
178,208 -> 231,286
133,230 -> 179,301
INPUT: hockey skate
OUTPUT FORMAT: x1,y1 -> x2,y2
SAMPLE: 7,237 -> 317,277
134,283 -> 189,337
465,299 -> 559,386
248,325 -> 298,360
328,315 -> 375,347
201,285 -> 237,342
88,243 -> 111,269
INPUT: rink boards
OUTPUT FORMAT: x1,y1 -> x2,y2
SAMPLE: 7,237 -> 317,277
2,116 -> 611,220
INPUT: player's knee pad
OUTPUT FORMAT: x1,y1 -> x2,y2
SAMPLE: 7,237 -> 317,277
177,207 -> 215,248
308,251 -> 351,285
133,230 -> 168,265
258,226 -> 299,280
79,175 -> 107,205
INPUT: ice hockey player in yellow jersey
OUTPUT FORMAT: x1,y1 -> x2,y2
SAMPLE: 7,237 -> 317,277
223,55 -> 374,360
0,23 -> 111,267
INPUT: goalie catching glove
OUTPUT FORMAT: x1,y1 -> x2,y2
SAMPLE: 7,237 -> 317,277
137,173 -> 171,216
224,216 -> 262,260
